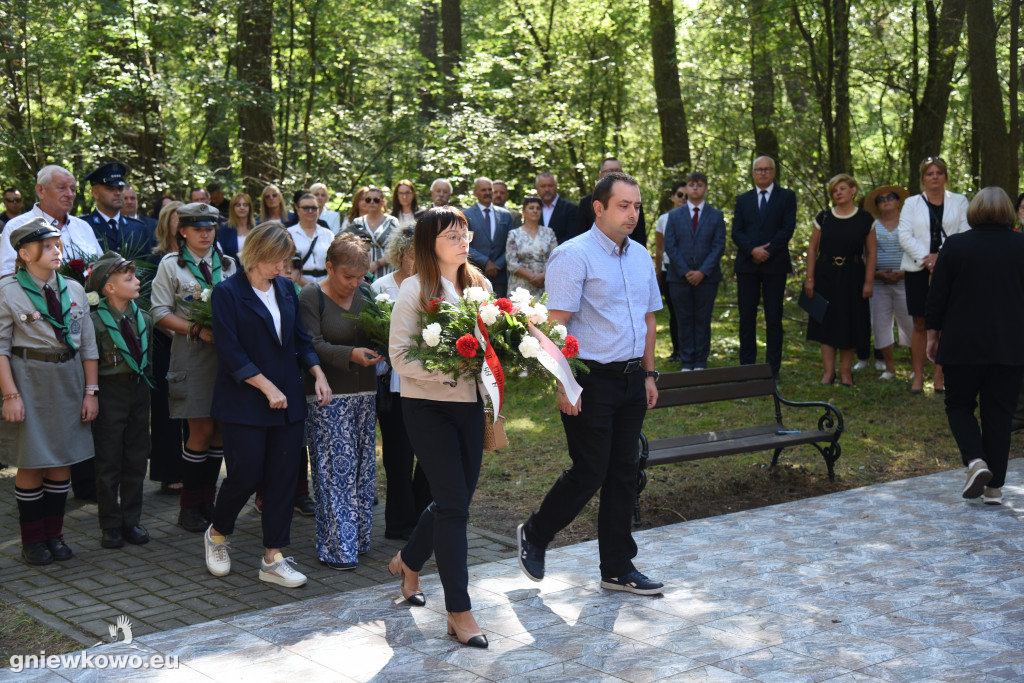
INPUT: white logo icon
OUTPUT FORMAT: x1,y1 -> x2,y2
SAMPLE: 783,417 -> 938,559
109,615 -> 132,644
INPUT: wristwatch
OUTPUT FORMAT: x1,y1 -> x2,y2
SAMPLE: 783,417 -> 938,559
645,370 -> 660,381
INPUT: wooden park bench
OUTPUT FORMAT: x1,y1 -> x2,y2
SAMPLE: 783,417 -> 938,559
635,363 -> 843,523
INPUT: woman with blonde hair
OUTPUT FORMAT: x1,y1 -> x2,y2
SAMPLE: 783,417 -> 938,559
340,187 -> 368,233
219,193 -> 256,260
258,184 -> 295,226
152,201 -> 183,258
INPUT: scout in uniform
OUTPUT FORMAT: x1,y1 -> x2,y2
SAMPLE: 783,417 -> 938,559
0,218 -> 100,565
87,252 -> 154,549
81,161 -> 154,256
150,203 -> 236,532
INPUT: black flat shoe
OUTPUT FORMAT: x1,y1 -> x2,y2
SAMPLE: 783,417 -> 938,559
46,536 -> 73,561
820,375 -> 836,386
22,542 -> 53,566
320,559 -> 357,570
123,525 -> 150,545
293,495 -> 315,516
101,528 -> 125,549
178,507 -> 208,532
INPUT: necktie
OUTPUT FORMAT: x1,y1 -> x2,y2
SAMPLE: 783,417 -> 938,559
108,218 -> 118,241
120,315 -> 143,363
483,207 -> 492,238
692,207 -> 700,233
199,259 -> 213,285
43,284 -> 64,342
759,191 -> 768,218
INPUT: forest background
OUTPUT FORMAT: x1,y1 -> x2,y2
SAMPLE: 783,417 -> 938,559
0,0 -> 1020,237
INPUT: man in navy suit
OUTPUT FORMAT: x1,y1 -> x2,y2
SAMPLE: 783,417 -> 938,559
81,162 -> 154,256
122,185 -> 158,234
535,172 -> 577,245
464,177 -> 514,296
664,172 -> 726,370
731,156 -> 797,377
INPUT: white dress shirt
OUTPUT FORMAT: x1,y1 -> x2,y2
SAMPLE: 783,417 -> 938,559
1,204 -> 103,275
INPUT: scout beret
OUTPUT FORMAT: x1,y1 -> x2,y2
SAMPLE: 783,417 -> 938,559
177,203 -> 221,227
85,161 -> 128,187
86,251 -> 131,293
10,217 -> 61,250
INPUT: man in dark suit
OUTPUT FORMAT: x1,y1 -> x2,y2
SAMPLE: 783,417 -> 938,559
81,162 -> 154,256
492,180 -> 521,227
536,172 -> 577,245
664,172 -> 726,370
576,158 -> 646,245
122,184 -> 158,234
464,177 -> 514,296
731,156 -> 797,377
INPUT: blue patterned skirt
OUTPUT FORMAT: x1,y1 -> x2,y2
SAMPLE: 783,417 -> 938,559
306,392 -> 376,563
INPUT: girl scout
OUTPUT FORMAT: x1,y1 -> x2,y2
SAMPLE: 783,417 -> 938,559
0,218 -> 99,565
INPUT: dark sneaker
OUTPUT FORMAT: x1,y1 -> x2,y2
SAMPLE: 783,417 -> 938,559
963,460 -> 992,499
178,506 -> 208,532
293,495 -> 315,516
601,570 -> 664,595
517,523 -> 544,582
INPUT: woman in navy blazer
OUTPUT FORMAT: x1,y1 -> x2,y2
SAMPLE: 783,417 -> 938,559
204,222 -> 331,588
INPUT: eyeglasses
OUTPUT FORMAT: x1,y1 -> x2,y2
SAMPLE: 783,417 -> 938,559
875,193 -> 899,204
363,197 -> 382,204
674,191 -> 686,198
397,190 -> 414,197
299,205 -> 319,212
235,202 -> 250,208
922,157 -> 945,165
438,230 -> 474,244
753,167 -> 774,174
4,197 -> 22,203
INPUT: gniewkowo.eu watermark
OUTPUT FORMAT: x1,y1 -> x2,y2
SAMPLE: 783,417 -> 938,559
9,615 -> 178,673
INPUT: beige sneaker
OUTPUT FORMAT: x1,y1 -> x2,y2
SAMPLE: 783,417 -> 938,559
963,460 -> 992,499
983,487 -> 1002,505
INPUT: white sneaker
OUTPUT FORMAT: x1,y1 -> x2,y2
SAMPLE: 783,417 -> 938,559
260,553 -> 307,587
874,360 -> 886,371
879,371 -> 895,381
204,526 -> 231,576
983,487 -> 1002,505
853,360 -> 869,371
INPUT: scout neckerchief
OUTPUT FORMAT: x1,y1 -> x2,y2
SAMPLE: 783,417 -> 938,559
96,299 -> 154,388
181,248 -> 222,286
15,268 -> 77,353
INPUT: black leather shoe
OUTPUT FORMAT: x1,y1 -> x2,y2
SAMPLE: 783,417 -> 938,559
101,528 -> 125,549
178,507 -> 208,532
293,495 -> 315,516
46,536 -> 73,561
22,542 -> 53,566
122,525 -> 150,545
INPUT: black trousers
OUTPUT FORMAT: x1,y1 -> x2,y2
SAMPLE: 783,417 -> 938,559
377,392 -> 431,537
92,376 -> 151,530
213,420 -> 304,548
943,364 -> 1024,489
658,274 -> 679,355
401,397 -> 484,613
524,366 -> 647,578
736,271 -> 787,375
149,330 -> 183,484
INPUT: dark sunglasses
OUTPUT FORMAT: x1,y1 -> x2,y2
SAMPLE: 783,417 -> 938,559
674,191 -> 686,198
875,193 -> 899,205
922,156 -> 945,165
363,197 -> 382,204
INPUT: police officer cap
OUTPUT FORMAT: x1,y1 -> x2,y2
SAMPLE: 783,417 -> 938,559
10,217 -> 61,250
85,161 -> 128,187
86,251 -> 131,293
177,203 -> 221,227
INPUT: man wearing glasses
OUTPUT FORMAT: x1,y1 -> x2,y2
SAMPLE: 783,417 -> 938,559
1,188 -> 23,227
731,156 -> 797,378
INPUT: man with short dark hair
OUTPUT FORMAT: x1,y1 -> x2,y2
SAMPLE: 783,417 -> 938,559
1,188 -> 23,227
535,172 -> 577,245
491,180 -> 521,227
576,158 -> 646,245
207,182 -> 230,217
517,170 -> 664,596
731,155 -> 797,377
81,162 -> 153,255
189,187 -> 210,204
121,185 -> 158,234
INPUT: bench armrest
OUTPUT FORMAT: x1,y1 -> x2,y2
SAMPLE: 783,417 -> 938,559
775,391 -> 844,437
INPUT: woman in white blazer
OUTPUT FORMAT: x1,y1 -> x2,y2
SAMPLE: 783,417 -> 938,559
898,158 -> 969,394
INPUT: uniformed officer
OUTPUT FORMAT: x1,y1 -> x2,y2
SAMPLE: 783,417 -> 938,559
87,251 -> 154,549
81,162 -> 154,256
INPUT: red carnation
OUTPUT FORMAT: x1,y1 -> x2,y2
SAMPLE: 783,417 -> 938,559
494,298 -> 514,314
427,297 -> 443,315
561,335 -> 579,358
456,334 -> 479,358
68,259 -> 86,273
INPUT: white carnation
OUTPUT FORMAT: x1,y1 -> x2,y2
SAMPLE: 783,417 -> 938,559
464,286 -> 489,304
199,288 -> 212,303
86,291 -> 100,307
509,287 -> 533,305
478,303 -> 500,325
552,324 -> 567,341
422,322 -> 442,347
374,292 -> 392,303
518,336 -> 541,358
527,303 -> 548,324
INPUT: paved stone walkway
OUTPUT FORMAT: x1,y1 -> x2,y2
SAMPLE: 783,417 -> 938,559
5,460 -> 1023,681
0,467 -> 515,643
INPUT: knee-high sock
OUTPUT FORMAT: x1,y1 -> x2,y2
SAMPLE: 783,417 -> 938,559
180,447 -> 207,508
41,478 -> 69,539
16,485 -> 46,545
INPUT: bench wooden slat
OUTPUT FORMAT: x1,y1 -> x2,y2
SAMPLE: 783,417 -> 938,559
655,364 -> 774,390
645,430 -> 835,467
644,424 -> 780,450
655,378 -> 778,408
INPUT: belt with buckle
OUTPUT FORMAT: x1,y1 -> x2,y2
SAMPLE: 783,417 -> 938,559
12,347 -> 73,363
818,253 -> 862,267
582,358 -> 644,374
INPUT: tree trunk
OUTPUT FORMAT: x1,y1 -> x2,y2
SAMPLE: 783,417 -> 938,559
750,0 -> 779,161
440,0 -> 461,110
906,0 -> 968,191
418,1 -> 439,118
1008,0 -> 1020,197
831,0 -> 851,175
966,0 -> 1014,195
648,0 -> 690,173
236,0 -> 278,198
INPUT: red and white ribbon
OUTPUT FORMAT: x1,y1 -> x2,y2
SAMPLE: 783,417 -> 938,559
476,314 -> 505,422
527,323 -> 583,405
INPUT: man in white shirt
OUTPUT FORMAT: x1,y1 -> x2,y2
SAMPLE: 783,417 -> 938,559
1,165 -> 102,276
430,178 -> 454,207
535,172 -> 577,245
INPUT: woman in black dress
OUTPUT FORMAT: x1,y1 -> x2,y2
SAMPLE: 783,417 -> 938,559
804,174 -> 877,386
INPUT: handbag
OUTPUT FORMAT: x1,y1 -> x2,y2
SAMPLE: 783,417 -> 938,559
482,408 -> 508,450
